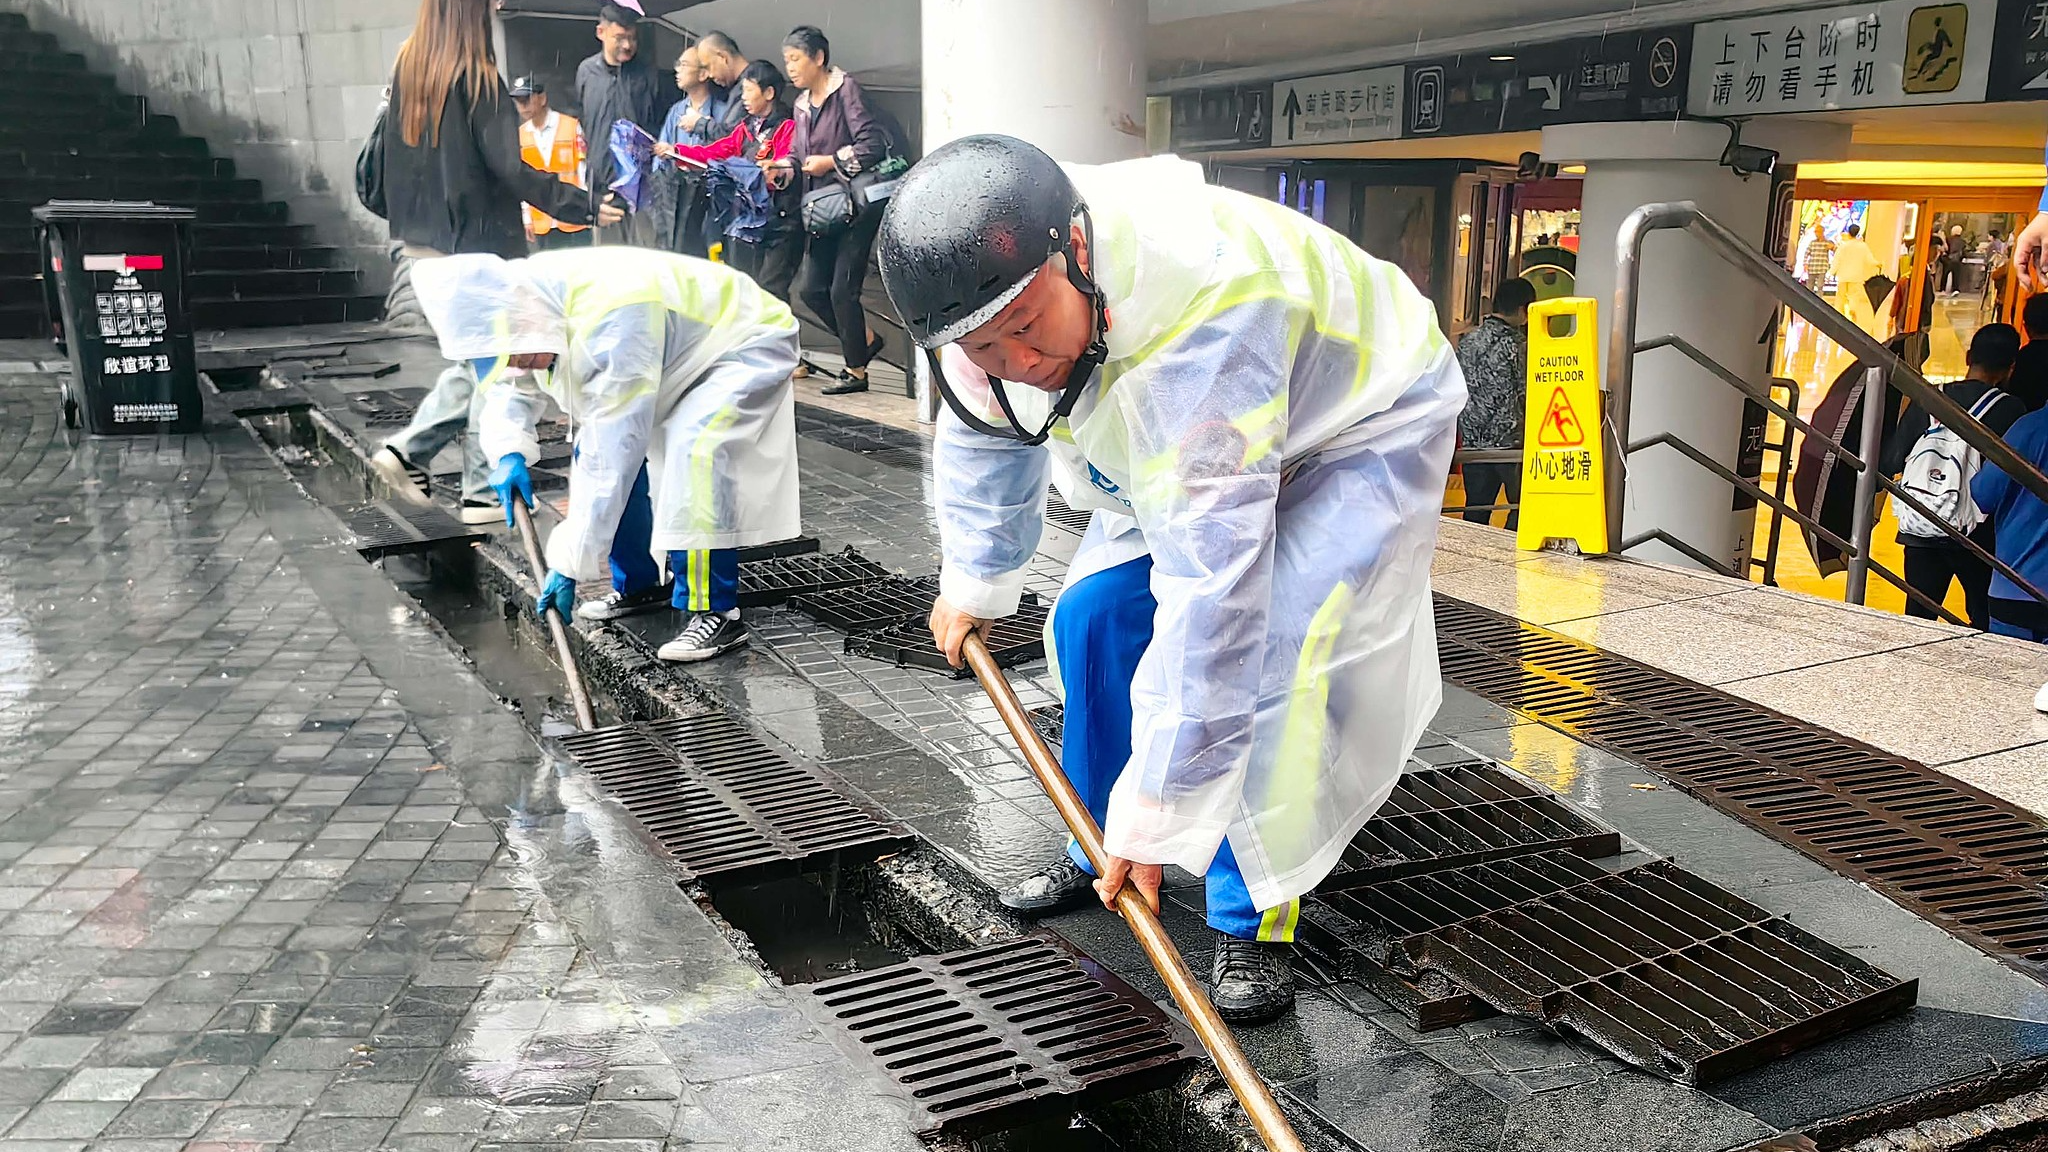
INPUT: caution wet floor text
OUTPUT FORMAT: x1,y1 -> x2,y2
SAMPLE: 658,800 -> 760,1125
1517,297 -> 1608,553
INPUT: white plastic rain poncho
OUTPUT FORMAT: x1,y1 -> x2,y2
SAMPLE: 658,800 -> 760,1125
934,156 -> 1466,913
412,248 -> 802,582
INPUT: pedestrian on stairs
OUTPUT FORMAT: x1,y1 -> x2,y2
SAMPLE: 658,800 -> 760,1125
369,0 -> 618,524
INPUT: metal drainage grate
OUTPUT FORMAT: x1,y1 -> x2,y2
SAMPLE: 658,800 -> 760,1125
558,713 -> 912,887
737,548 -> 893,607
1029,704 -> 1065,749
738,535 -> 822,563
1323,762 -> 1621,890
849,599 -> 1050,677
1434,594 -> 2048,978
789,575 -> 944,634
805,933 -> 1199,1137
1389,851 -> 1918,1084
1044,490 -> 1093,535
343,501 -> 485,560
1301,852 -> 1609,1030
347,386 -> 428,427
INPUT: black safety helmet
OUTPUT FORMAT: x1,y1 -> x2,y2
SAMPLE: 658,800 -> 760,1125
878,134 -> 1108,445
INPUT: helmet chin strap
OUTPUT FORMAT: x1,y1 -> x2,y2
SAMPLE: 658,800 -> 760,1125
930,208 -> 1107,447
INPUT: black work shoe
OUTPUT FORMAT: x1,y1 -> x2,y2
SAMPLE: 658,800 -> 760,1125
998,856 -> 1096,916
657,612 -> 749,662
575,582 -> 675,622
1209,932 -> 1295,1025
821,373 -> 869,396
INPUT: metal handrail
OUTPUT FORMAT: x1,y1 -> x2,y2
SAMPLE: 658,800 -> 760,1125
1609,201 -> 2048,622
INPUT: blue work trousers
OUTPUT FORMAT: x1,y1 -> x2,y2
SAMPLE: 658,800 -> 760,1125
1053,554 -> 1299,943
610,463 -> 738,614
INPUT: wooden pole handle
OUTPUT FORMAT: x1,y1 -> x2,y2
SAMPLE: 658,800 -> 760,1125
960,633 -> 1305,1152
510,500 -> 598,732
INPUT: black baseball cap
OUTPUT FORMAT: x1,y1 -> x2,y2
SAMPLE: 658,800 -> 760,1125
509,76 -> 544,97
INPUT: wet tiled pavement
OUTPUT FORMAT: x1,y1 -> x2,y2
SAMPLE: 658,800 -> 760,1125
0,368 -> 925,1152
16,322 -> 2048,1152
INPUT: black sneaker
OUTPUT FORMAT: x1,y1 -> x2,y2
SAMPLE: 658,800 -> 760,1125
575,582 -> 675,622
657,612 -> 749,662
1209,932 -> 1295,1025
998,856 -> 1096,916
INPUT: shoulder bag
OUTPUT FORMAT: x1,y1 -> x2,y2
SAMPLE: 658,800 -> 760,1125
355,88 -> 390,218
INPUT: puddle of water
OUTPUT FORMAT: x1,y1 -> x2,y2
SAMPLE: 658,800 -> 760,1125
980,1115 -> 1126,1151
401,575 -> 588,735
710,874 -> 906,985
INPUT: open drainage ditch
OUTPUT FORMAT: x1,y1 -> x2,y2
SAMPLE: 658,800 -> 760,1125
232,400 -> 1157,1152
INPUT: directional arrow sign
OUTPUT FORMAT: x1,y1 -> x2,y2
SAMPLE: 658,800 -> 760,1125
1531,74 -> 1562,109
1268,66 -> 1405,146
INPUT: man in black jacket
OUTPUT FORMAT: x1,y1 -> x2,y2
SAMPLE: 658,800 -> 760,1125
576,3 -> 669,246
696,31 -> 749,138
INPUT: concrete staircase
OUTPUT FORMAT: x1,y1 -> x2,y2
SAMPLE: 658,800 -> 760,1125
0,10 -> 382,339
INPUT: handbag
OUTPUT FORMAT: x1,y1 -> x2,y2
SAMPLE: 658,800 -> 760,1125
802,178 -> 857,239
355,91 -> 389,218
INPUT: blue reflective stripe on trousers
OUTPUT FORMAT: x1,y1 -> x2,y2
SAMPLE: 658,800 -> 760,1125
1052,553 -> 1295,942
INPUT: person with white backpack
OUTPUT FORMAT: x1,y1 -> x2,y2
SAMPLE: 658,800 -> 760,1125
1882,323 -> 2029,628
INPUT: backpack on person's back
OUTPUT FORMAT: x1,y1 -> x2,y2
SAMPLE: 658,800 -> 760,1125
1896,388 -> 2010,539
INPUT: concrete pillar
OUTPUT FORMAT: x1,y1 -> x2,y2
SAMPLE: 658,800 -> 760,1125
919,0 -> 1147,163
1544,120 -> 1849,573
915,0 -> 1146,421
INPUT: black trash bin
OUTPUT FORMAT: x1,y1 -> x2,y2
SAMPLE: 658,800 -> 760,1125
33,200 -> 202,435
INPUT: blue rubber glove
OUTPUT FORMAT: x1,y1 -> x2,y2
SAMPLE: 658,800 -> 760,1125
488,452 -> 533,527
538,571 -> 576,620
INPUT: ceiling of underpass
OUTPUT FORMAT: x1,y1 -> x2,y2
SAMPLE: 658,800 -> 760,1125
500,0 -> 2048,157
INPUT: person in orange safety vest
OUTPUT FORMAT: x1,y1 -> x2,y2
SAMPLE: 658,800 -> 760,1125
512,76 -> 591,251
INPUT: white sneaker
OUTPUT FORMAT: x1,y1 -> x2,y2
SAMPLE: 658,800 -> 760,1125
2033,680 -> 2048,714
656,613 -> 749,662
369,447 -> 432,506
457,498 -> 502,525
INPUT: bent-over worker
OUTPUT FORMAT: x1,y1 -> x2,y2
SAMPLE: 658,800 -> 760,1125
411,247 -> 802,662
879,136 -> 1465,1023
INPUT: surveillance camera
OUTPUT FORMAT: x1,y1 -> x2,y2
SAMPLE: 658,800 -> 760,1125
1720,142 -> 1779,178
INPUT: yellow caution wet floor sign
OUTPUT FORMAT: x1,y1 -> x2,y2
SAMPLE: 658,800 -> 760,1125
1517,297 -> 1608,554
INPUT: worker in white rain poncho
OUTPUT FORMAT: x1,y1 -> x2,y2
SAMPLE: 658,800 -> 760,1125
879,136 -> 1464,1024
411,248 -> 801,662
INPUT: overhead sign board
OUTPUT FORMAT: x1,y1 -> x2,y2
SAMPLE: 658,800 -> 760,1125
1687,0 -> 1993,115
1169,86 -> 1271,151
1403,28 -> 1691,138
1270,66 -> 1405,145
1989,0 -> 2048,99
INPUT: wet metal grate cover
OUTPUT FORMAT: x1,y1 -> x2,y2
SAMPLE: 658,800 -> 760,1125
737,535 -> 821,563
343,501 -> 485,560
805,933 -> 1199,1137
1382,851 -> 1917,1084
558,714 -> 912,887
347,386 -> 428,427
1301,852 -> 1609,1030
1324,762 -> 1622,890
219,384 -> 314,416
849,599 -> 1051,677
1433,594 -> 2048,977
1044,490 -> 1093,535
1029,705 -> 1064,748
736,548 -> 893,607
789,575 -> 945,635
